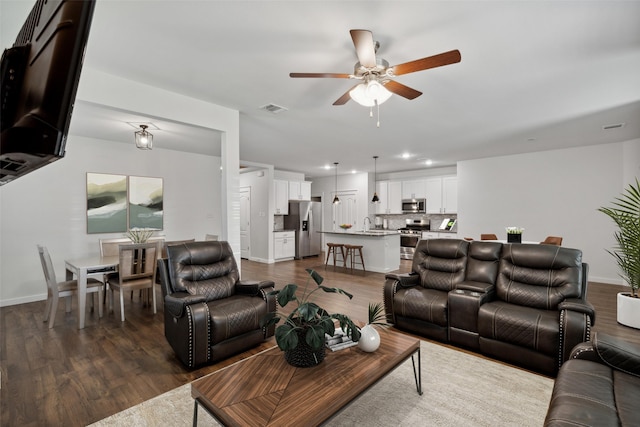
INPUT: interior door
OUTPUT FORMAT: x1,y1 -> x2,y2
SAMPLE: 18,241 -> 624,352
332,191 -> 357,229
240,187 -> 250,259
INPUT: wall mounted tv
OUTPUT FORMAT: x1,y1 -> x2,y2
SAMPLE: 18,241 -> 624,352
0,0 -> 96,185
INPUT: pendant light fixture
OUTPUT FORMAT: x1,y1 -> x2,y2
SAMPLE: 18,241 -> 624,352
371,155 -> 380,203
332,162 -> 340,205
134,124 -> 153,150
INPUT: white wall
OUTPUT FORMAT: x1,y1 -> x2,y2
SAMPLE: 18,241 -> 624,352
0,136 -> 221,306
457,139 -> 640,284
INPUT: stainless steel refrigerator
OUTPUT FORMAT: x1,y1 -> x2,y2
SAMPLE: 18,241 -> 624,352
283,201 -> 322,259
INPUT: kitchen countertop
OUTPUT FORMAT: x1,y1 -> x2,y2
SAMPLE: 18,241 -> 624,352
319,230 -> 400,237
273,229 -> 296,233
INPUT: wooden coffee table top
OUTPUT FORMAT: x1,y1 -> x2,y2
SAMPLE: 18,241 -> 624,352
191,327 -> 420,426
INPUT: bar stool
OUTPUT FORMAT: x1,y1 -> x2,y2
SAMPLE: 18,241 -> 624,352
343,244 -> 365,273
325,243 -> 345,270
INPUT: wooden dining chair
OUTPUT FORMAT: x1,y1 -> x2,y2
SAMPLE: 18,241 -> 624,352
106,242 -> 158,322
38,245 -> 103,328
480,234 -> 498,240
541,236 -> 563,246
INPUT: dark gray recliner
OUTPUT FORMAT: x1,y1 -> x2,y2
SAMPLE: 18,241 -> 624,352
158,241 -> 275,368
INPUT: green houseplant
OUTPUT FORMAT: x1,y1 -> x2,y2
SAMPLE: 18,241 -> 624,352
598,178 -> 640,329
261,268 -> 361,366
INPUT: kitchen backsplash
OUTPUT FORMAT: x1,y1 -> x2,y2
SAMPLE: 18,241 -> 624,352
374,213 -> 458,232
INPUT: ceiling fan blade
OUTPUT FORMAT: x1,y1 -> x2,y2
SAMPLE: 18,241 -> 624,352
383,80 -> 422,100
350,29 -> 377,68
333,85 -> 360,105
391,50 -> 461,76
290,72 -> 351,78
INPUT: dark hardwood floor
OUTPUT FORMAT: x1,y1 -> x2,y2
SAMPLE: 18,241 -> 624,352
1,256 -> 638,426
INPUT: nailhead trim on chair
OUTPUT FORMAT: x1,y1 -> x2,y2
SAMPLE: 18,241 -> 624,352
186,305 -> 194,368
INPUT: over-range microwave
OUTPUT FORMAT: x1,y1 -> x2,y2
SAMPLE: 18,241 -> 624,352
402,198 -> 426,213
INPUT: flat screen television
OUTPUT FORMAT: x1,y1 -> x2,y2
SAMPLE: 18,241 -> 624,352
0,0 -> 96,185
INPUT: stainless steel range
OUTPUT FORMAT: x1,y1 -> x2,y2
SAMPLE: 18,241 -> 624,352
398,218 -> 430,260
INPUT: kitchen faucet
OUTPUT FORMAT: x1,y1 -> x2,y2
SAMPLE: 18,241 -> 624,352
363,217 -> 371,231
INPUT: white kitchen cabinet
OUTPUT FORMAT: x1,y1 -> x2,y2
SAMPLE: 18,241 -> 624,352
442,176 -> 458,214
375,181 -> 402,214
274,231 -> 295,260
425,176 -> 457,214
402,179 -> 427,200
288,180 -> 311,201
274,179 -> 289,215
425,178 -> 444,213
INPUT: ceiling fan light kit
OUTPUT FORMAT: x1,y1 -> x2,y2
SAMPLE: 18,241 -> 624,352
290,29 -> 461,127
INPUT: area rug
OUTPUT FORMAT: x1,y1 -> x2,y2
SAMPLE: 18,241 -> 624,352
91,340 -> 554,426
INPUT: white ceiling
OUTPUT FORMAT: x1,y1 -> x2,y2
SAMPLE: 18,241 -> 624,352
2,1 -> 639,178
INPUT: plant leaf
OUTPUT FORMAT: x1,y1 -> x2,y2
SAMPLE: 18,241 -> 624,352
275,324 -> 299,351
298,302 -> 320,322
276,284 -> 298,307
319,285 -> 354,299
305,268 -> 324,286
306,324 -> 326,349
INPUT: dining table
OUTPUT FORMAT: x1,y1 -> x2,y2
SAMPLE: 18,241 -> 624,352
65,255 -> 119,329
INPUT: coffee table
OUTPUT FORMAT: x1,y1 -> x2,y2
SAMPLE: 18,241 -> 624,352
191,327 -> 421,426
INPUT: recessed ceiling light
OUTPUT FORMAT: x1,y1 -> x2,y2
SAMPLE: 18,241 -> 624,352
526,137 -> 536,142
425,159 -> 433,166
351,169 -> 357,174
401,153 -> 411,159
324,164 -> 331,170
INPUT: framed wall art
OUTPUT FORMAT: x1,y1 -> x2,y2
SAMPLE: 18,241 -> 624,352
128,176 -> 164,230
86,173 -> 128,233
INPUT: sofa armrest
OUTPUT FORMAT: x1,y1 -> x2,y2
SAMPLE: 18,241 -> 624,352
236,279 -> 276,295
385,272 -> 419,288
593,332 -> 640,377
164,292 -> 207,318
559,298 -> 596,325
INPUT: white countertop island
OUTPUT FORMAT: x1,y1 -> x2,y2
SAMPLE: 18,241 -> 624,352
319,230 -> 400,273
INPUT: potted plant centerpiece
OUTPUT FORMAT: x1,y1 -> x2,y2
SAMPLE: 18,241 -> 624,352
505,226 -> 524,243
598,178 -> 640,329
261,268 -> 361,367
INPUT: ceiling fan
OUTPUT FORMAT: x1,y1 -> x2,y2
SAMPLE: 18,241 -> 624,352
290,29 -> 461,107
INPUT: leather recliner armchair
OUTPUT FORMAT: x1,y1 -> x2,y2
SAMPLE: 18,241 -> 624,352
477,243 -> 593,375
545,332 -> 640,426
384,239 -> 470,341
158,241 -> 276,368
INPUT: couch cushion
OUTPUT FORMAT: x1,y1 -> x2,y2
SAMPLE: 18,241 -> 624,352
478,300 -> 559,356
496,244 -> 582,310
394,287 -> 448,326
412,239 -> 469,292
207,294 -> 268,345
167,241 -> 240,299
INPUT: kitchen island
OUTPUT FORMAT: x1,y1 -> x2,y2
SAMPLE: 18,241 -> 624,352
319,230 -> 400,273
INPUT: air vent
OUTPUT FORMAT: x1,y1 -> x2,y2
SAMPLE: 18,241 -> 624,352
603,123 -> 625,130
260,104 -> 288,114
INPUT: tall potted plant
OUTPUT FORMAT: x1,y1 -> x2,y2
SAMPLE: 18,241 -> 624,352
261,269 -> 361,367
598,178 -> 640,329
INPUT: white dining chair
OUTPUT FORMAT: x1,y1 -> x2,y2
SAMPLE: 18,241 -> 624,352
38,245 -> 104,328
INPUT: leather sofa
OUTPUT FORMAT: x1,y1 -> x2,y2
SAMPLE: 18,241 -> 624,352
384,239 -> 595,375
544,332 -> 640,426
158,241 -> 276,368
